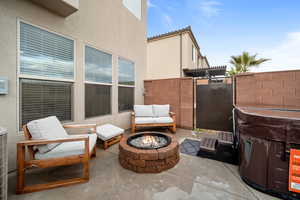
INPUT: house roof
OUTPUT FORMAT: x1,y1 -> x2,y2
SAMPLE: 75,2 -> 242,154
183,66 -> 227,77
147,26 -> 201,52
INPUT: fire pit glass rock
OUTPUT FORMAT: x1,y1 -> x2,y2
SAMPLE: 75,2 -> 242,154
127,133 -> 171,149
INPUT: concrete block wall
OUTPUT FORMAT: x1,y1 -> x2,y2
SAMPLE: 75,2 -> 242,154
144,78 -> 194,129
235,70 -> 300,108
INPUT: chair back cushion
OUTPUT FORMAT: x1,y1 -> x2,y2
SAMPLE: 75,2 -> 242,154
153,105 -> 170,117
27,116 -> 69,153
134,105 -> 154,117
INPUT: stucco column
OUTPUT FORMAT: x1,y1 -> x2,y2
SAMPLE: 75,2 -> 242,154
73,41 -> 85,122
112,55 -> 118,116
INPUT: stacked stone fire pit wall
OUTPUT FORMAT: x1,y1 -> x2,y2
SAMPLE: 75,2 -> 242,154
119,133 -> 179,173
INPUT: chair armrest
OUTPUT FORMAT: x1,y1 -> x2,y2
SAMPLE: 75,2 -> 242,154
63,123 -> 97,134
63,123 -> 96,129
17,136 -> 89,146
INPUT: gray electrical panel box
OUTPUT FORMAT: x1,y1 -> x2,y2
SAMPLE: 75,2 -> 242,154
0,77 -> 8,95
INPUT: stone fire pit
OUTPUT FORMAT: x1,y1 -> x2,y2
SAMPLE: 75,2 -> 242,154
119,132 -> 179,173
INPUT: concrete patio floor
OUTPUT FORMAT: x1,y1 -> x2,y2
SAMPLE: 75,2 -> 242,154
7,129 -> 279,200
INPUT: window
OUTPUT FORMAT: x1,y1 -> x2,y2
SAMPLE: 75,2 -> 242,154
123,0 -> 141,20
20,22 -> 74,80
85,46 -> 112,118
20,79 -> 73,126
19,21 -> 74,128
85,84 -> 111,118
118,57 -> 135,112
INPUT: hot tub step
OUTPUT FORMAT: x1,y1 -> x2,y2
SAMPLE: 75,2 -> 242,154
217,131 -> 233,146
200,138 -> 217,153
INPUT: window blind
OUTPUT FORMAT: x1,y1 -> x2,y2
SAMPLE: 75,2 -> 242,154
85,84 -> 111,118
118,86 -> 134,112
85,46 -> 112,83
20,22 -> 74,80
20,79 -> 72,128
118,58 -> 135,85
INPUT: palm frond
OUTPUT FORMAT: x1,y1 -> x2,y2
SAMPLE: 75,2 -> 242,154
228,52 -> 270,76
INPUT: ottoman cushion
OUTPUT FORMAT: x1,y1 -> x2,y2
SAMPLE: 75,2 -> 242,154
96,124 -> 124,141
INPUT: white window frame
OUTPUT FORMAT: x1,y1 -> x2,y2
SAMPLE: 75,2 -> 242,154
17,19 -> 76,131
83,44 -> 113,119
117,56 -> 135,113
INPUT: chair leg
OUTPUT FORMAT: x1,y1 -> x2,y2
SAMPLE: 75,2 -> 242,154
16,144 -> 26,194
91,146 -> 96,158
83,139 -> 90,181
171,124 -> 176,133
83,160 -> 89,181
103,141 -> 108,150
131,125 -> 136,133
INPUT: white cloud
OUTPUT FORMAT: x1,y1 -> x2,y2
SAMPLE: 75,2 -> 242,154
147,0 -> 156,8
198,0 -> 222,18
163,14 -> 173,29
251,32 -> 300,72
148,0 -> 173,29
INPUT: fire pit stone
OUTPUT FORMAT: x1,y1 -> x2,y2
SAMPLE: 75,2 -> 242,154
119,132 -> 179,173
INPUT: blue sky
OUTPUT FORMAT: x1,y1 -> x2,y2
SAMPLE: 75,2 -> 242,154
147,0 -> 300,72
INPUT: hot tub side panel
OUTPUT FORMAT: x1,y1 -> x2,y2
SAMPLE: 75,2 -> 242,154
235,108 -> 300,199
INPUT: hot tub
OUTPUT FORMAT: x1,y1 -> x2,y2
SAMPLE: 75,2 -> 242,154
234,106 -> 300,200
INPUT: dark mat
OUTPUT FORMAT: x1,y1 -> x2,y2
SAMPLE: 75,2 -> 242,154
180,139 -> 201,156
180,138 -> 238,165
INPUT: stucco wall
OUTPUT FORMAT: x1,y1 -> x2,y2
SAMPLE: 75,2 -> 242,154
147,36 -> 181,79
0,0 -> 147,170
235,70 -> 300,108
147,31 -> 204,80
182,33 -> 198,69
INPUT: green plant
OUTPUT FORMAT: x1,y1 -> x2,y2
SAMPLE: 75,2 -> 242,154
227,52 -> 270,76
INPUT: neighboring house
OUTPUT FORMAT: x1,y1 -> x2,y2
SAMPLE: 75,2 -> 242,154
147,26 -> 210,80
0,0 -> 147,170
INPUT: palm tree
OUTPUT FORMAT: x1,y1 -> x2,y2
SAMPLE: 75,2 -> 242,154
227,52 -> 270,76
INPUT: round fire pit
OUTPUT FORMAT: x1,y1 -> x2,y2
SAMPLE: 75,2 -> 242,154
119,132 -> 179,173
127,132 -> 171,149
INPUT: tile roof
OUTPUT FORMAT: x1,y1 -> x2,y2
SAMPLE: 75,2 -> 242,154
147,26 -> 192,41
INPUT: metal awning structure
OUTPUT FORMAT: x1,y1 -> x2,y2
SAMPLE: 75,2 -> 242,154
183,66 -> 227,77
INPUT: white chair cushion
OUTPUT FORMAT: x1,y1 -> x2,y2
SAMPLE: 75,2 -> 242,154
27,116 -> 69,153
134,105 -> 154,117
96,124 -> 124,141
35,134 -> 97,160
154,117 -> 174,124
135,117 -> 156,124
153,105 -> 170,117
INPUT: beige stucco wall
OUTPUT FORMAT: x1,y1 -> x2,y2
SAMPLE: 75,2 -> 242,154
147,35 -> 181,79
147,31 -> 204,80
182,32 -> 198,69
0,0 -> 147,170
